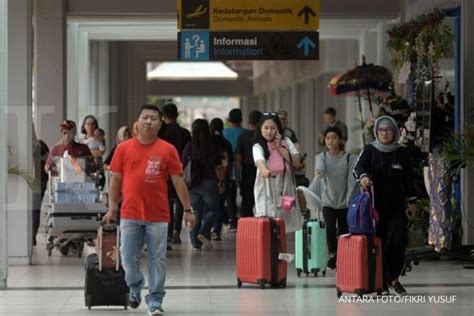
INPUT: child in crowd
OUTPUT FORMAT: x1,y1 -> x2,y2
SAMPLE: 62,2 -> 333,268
314,126 -> 356,269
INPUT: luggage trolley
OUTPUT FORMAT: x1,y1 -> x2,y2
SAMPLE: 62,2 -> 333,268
44,157 -> 107,258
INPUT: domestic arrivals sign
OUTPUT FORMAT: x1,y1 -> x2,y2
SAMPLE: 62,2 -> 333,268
178,0 -> 319,31
178,31 -> 319,61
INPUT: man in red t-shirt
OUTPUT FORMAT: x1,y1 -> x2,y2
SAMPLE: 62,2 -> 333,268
103,104 -> 195,315
45,120 -> 94,175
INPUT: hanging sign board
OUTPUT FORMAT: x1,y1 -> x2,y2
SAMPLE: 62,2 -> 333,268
178,0 -> 320,31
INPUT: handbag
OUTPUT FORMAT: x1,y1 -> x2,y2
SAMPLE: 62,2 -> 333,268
281,195 -> 296,213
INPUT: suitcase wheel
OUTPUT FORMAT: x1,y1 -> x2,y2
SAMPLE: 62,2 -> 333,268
337,289 -> 342,298
280,279 -> 286,288
296,269 -> 302,278
313,271 -> 318,277
305,272 -> 309,277
59,244 -> 69,256
259,281 -> 265,289
322,270 -> 326,277
237,279 -> 242,288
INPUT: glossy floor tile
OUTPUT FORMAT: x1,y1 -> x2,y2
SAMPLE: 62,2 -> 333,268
0,228 -> 473,315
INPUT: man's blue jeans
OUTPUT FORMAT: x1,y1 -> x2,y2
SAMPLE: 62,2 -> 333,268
120,220 -> 167,306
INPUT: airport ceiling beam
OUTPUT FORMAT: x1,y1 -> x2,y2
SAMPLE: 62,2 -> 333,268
146,79 -> 253,97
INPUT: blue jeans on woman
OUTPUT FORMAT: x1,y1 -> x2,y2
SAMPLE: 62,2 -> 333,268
120,220 -> 168,307
189,179 -> 219,248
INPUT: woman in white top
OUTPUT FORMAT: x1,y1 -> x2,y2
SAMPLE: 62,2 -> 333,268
80,115 -> 105,157
252,112 -> 303,233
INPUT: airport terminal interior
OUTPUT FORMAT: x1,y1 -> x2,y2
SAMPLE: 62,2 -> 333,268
1,0 -> 474,315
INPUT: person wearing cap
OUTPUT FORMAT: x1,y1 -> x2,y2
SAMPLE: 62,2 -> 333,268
223,108 -> 247,230
45,120 -> 94,175
353,115 -> 417,296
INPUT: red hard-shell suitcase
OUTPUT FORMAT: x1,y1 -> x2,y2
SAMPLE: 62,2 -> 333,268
236,216 -> 287,289
336,234 -> 383,297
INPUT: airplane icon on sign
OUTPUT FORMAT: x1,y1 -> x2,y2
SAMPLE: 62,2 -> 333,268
186,4 -> 208,18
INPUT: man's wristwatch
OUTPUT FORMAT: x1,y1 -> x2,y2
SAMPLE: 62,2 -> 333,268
184,208 -> 194,214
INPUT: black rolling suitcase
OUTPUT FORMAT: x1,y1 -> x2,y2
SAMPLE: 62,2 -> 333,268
84,224 -> 129,310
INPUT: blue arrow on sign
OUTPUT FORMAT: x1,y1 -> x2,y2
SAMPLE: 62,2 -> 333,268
297,36 -> 316,56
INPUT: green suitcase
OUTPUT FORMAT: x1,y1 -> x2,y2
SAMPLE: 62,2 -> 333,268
295,220 -> 329,277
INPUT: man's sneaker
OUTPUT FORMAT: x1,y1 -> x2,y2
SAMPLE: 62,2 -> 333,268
389,281 -> 407,296
197,234 -> 213,251
172,231 -> 181,244
128,292 -> 141,309
327,255 -> 337,270
148,301 -> 164,315
381,286 -> 390,295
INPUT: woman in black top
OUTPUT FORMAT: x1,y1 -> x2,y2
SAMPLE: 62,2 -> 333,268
32,128 -> 49,246
353,116 -> 417,296
182,119 -> 224,251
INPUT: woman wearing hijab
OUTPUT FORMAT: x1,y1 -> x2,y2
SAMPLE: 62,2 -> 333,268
353,116 -> 418,296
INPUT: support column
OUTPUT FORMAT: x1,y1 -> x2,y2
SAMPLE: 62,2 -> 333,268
0,0 -> 9,289
90,41 -> 113,151
377,22 -> 392,70
461,0 -> 474,245
33,0 -> 66,147
359,30 -> 378,66
7,0 -> 33,265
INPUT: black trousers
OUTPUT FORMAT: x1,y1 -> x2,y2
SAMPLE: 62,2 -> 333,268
226,181 -> 238,228
240,165 -> 256,218
322,207 -> 348,254
168,190 -> 184,239
32,187 -> 47,244
376,212 -> 408,285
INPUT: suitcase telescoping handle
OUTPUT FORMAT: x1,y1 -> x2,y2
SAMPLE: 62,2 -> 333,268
264,177 -> 269,217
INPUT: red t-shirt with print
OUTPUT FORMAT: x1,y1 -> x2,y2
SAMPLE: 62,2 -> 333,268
109,138 -> 182,222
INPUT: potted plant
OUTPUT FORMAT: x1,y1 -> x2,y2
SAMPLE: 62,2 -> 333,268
441,125 -> 474,169
407,198 -> 430,249
8,146 -> 40,192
